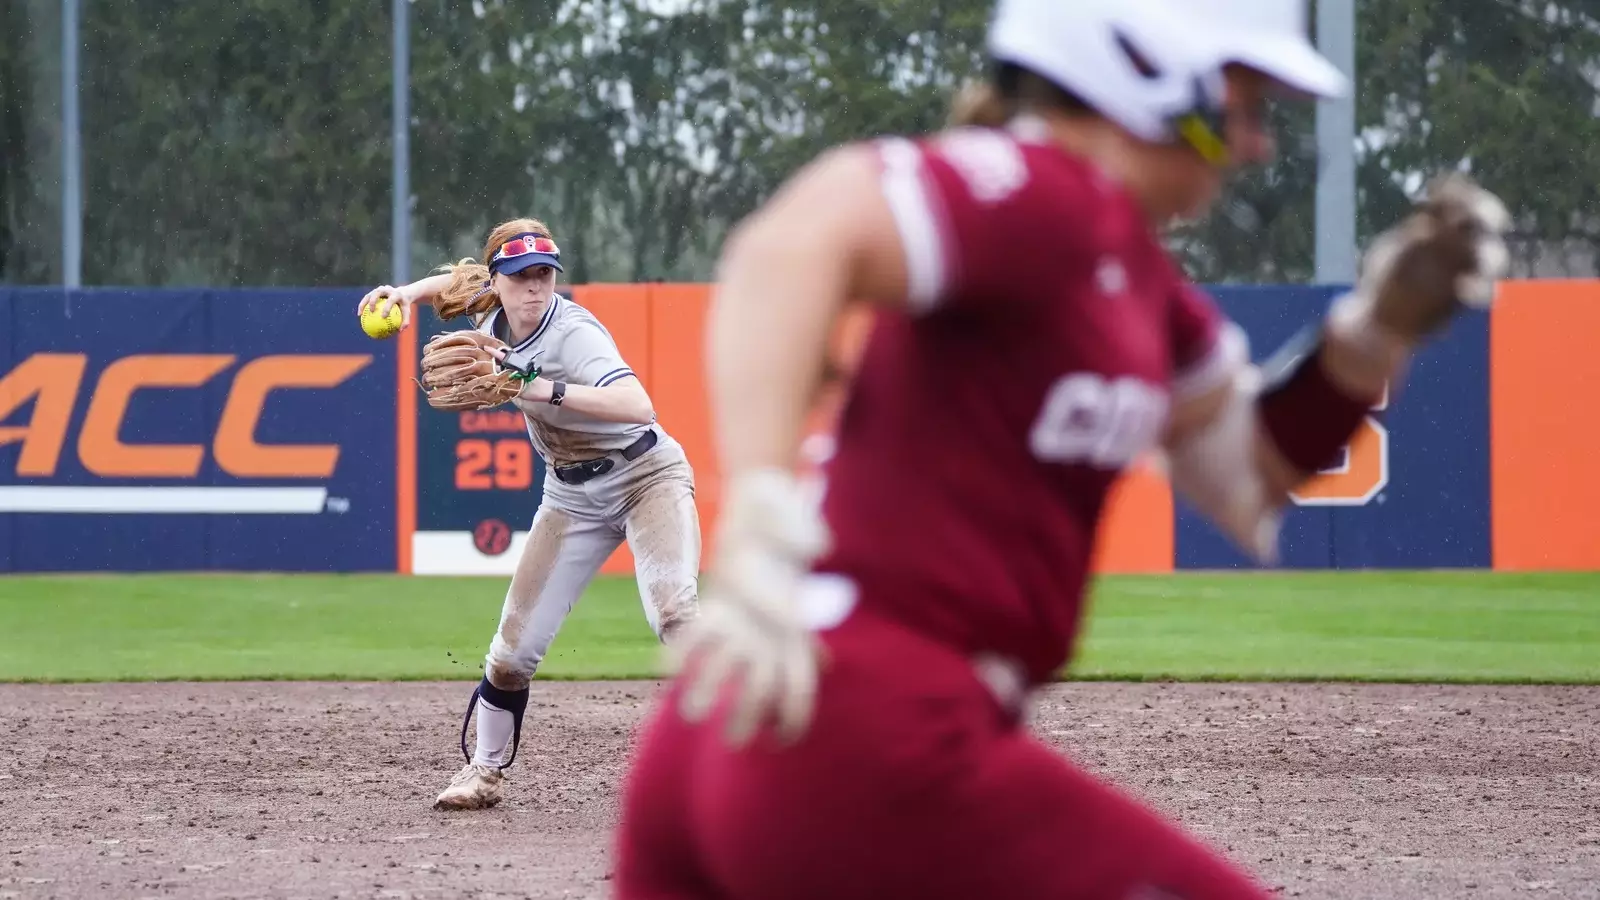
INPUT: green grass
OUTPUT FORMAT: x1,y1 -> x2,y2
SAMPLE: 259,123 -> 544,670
0,571 -> 1596,684
1071,572 -> 1600,683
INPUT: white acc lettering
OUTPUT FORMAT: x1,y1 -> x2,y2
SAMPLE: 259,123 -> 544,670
935,129 -> 1027,203
1029,374 -> 1169,469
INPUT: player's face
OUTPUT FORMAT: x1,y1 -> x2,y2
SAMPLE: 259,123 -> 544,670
1220,65 -> 1278,167
1127,138 -> 1225,223
494,265 -> 557,312
1124,65 -> 1285,223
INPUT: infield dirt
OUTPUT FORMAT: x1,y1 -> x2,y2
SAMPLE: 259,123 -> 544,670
2,681 -> 1596,899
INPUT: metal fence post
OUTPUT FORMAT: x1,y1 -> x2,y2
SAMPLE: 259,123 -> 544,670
1314,0 -> 1357,285
62,0 -> 81,288
392,0 -> 411,285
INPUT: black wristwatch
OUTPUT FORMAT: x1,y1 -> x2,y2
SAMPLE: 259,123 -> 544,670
548,381 -> 567,406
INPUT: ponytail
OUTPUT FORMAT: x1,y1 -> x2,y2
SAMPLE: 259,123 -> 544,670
947,81 -> 1015,129
946,64 -> 1090,130
433,258 -> 500,321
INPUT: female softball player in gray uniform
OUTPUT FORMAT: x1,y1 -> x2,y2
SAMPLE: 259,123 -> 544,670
359,217 -> 701,811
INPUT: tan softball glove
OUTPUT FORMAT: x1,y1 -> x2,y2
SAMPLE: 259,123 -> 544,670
417,330 -> 530,411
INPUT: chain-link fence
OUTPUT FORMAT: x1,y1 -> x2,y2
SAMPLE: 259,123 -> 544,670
4,0 -> 1597,288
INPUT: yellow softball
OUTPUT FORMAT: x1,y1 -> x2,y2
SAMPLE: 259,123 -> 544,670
360,300 -> 405,339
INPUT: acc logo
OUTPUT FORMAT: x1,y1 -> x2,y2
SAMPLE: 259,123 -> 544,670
0,352 -> 370,514
1289,383 -> 1389,507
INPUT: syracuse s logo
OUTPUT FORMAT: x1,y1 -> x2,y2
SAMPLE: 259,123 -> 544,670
1288,383 -> 1389,507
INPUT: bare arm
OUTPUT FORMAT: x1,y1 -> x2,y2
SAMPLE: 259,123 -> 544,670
1159,325 -> 1394,562
397,273 -> 455,309
516,375 -> 655,426
707,145 -> 911,476
1163,341 -> 1368,493
1159,357 -> 1335,565
672,143 -> 921,746
356,273 -> 458,329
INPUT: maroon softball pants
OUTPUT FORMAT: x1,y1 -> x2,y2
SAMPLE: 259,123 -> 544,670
614,606 -> 1271,900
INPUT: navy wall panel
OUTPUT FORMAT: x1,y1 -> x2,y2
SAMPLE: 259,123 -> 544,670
0,288 -> 396,572
1174,286 -> 1492,570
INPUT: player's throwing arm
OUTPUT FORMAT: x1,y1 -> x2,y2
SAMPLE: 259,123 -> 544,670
358,218 -> 702,811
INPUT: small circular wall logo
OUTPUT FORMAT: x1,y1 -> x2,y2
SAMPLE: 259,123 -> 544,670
472,518 -> 513,556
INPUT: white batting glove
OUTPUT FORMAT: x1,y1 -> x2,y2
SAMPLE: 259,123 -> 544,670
1329,173 -> 1512,362
669,467 -> 831,748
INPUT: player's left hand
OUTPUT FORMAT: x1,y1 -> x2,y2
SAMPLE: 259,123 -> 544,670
1332,173 -> 1511,356
670,467 -> 831,747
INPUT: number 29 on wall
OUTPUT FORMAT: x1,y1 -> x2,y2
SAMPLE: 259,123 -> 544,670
455,439 -> 533,491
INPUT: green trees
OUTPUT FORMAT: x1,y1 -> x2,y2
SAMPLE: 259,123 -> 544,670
1,0 -> 1593,286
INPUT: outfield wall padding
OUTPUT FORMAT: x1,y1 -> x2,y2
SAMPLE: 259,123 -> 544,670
0,280 -> 1590,573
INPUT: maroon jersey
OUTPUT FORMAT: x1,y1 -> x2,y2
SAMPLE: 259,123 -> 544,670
811,126 -> 1232,683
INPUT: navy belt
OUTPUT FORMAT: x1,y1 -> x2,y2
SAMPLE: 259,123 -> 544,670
550,429 -> 658,485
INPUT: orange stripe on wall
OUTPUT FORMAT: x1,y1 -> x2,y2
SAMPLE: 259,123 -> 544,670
1491,280 -> 1600,570
569,285 -> 654,576
400,284 -> 1173,576
571,285 -> 654,389
1093,461 -> 1174,574
645,284 -> 720,570
396,322 -> 417,574
574,286 -> 1172,576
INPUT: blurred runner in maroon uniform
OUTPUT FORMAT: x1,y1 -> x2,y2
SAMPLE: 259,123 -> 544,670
614,0 -> 1511,897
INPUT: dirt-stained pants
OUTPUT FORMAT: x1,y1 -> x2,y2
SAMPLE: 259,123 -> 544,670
482,433 -> 700,691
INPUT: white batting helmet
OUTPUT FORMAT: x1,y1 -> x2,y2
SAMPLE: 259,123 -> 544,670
985,0 -> 1344,160
986,0 -> 1224,147
1184,0 -> 1348,99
